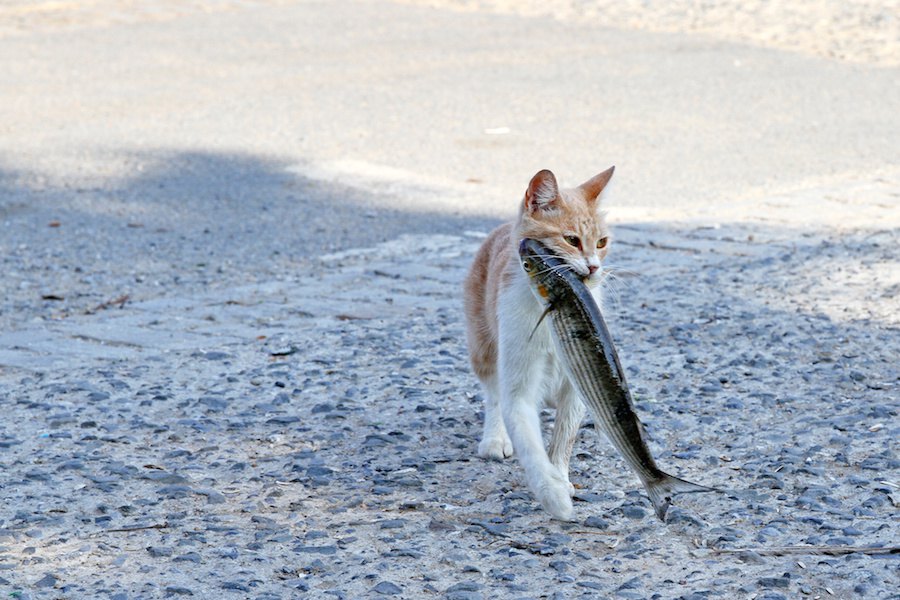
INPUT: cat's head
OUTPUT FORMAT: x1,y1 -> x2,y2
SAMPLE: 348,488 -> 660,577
516,167 -> 614,287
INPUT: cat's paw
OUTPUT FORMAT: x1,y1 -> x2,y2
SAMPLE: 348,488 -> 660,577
477,436 -> 514,461
552,464 -> 576,497
536,477 -> 575,521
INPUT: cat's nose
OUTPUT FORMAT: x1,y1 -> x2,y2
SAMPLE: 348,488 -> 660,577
588,265 -> 599,275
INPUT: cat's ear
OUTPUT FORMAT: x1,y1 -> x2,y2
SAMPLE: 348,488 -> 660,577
524,169 -> 560,214
579,166 -> 615,203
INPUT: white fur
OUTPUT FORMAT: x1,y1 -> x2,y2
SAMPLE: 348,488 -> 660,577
476,268 -> 602,521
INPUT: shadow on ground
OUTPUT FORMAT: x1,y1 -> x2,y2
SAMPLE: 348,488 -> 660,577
0,149 -> 502,327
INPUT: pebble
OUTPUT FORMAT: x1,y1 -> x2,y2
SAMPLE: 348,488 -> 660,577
146,547 -> 173,558
583,516 -> 609,529
379,519 -> 407,529
757,575 -> 791,589
174,552 -> 202,563
372,581 -> 403,595
446,582 -> 483,593
34,574 -> 57,588
293,545 -> 338,555
621,506 -> 646,519
165,587 -> 194,596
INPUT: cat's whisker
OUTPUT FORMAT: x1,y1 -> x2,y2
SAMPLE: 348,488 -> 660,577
601,264 -> 641,279
602,271 -> 629,289
532,263 -> 577,278
596,270 -> 633,309
598,278 -> 624,310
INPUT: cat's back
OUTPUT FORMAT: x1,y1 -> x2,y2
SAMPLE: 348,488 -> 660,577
464,222 -> 517,376
465,222 -> 515,308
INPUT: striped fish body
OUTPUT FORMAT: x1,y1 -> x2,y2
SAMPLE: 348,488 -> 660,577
518,238 -> 714,520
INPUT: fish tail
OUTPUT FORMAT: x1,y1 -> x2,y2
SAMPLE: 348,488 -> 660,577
644,472 -> 719,522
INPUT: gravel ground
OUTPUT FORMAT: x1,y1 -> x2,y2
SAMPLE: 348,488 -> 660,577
1,207 -> 898,598
1,1 -> 898,599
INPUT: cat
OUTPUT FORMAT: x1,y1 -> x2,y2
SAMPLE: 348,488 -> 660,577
464,167 -> 615,521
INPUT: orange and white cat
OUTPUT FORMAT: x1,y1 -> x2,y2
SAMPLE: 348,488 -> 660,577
464,167 -> 615,521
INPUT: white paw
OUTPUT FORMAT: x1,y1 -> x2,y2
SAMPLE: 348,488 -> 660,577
536,476 -> 575,521
478,436 -> 514,461
552,464 -> 575,497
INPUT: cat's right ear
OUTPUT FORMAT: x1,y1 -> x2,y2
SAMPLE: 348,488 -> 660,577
524,169 -> 560,214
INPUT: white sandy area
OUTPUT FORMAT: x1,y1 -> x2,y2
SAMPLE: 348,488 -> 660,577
400,0 -> 900,67
6,0 -> 898,67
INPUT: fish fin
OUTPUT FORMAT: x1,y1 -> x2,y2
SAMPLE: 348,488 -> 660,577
528,304 -> 553,341
645,473 -> 719,522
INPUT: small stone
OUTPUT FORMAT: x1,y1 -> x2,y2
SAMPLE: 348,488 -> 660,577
267,416 -> 300,425
446,594 -> 483,600
143,472 -> 189,485
757,576 -> 790,589
293,545 -> 338,555
173,552 -> 201,563
737,551 -> 766,564
158,484 -> 193,499
165,587 -> 194,596
196,489 -> 226,504
618,577 -> 641,590
549,560 -> 569,573
373,581 -> 402,595
583,515 -> 608,529
34,573 -> 57,588
621,506 -> 646,519
379,519 -> 406,529
221,581 -> 250,592
577,581 -> 605,590
446,582 -> 483,593
196,351 -> 230,361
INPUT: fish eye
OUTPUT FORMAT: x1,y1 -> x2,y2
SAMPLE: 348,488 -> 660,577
596,237 -> 609,249
522,259 -> 533,272
564,235 -> 580,248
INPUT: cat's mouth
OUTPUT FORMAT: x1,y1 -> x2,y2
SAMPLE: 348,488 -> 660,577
581,269 -> 602,287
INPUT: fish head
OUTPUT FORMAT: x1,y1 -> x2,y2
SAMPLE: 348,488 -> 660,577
518,238 -> 577,304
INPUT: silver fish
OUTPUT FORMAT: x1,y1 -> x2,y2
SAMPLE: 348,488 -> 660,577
519,237 -> 717,520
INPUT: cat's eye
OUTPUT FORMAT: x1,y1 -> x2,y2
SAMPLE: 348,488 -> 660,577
564,235 -> 581,249
596,237 -> 609,249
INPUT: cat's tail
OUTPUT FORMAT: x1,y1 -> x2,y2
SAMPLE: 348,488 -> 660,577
644,472 -> 719,521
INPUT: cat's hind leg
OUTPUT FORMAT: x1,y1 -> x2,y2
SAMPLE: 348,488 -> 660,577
547,379 -> 585,497
476,375 -> 514,460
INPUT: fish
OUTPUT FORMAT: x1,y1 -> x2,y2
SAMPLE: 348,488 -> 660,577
518,237 -> 717,521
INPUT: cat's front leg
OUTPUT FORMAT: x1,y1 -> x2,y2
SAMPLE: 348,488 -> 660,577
499,352 -> 575,521
547,379 -> 585,497
502,393 -> 575,520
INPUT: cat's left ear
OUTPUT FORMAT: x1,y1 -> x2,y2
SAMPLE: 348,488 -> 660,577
579,166 -> 615,204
